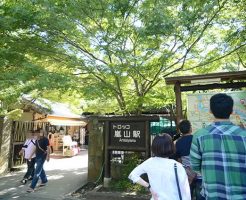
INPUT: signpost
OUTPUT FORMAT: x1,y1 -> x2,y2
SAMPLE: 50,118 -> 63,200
109,122 -> 145,148
98,115 -> 173,181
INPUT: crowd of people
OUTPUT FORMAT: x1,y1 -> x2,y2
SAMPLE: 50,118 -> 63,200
129,93 -> 246,200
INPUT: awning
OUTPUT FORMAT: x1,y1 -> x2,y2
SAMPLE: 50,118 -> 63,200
48,119 -> 86,126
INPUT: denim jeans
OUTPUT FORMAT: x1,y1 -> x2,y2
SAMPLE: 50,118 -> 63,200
23,158 -> 35,179
30,156 -> 48,189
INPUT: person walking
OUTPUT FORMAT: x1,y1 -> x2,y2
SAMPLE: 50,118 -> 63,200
129,134 -> 191,200
27,130 -> 50,193
190,93 -> 246,200
19,131 -> 36,184
175,120 -> 202,199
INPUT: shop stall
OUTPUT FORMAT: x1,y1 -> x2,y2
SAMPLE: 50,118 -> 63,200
21,97 -> 88,157
48,119 -> 87,156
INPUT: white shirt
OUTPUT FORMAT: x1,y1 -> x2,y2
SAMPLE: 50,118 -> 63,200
22,138 -> 36,159
128,157 -> 191,200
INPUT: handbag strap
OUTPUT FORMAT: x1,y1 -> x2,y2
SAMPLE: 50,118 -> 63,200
36,140 -> 47,154
174,163 -> 183,200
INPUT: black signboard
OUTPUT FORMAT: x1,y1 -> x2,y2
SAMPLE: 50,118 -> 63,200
109,122 -> 145,148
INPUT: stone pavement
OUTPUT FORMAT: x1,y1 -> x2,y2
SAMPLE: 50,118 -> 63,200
0,149 -> 88,200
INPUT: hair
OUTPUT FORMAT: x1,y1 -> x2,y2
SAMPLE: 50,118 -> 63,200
178,120 -> 191,135
152,134 -> 175,158
210,93 -> 233,119
33,130 -> 40,134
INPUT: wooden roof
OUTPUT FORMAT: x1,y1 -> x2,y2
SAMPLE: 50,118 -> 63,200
165,71 -> 246,85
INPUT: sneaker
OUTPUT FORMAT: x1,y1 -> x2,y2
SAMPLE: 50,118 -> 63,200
38,183 -> 46,187
21,179 -> 27,184
28,177 -> 33,181
26,188 -> 35,193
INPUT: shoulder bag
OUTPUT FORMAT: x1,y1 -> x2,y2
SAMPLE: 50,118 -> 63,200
36,140 -> 47,154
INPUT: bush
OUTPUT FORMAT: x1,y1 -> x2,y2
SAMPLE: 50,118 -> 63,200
109,153 -> 148,194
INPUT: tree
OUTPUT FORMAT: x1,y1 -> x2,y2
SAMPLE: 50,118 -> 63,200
1,0 -> 245,115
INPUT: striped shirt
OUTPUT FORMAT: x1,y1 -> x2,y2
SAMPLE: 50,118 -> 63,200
190,121 -> 246,200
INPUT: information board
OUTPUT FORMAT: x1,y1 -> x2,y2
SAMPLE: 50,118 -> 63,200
187,91 -> 246,132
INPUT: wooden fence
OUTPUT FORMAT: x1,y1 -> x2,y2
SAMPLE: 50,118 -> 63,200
10,121 -> 50,168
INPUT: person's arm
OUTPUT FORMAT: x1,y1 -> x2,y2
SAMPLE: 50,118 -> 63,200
128,159 -> 158,200
46,138 -> 50,162
19,149 -> 24,155
128,160 -> 148,185
19,140 -> 28,155
190,134 -> 202,172
46,146 -> 50,162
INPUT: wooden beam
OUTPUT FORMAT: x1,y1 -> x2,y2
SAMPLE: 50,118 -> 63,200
180,82 -> 246,92
104,121 -> 110,178
165,71 -> 246,85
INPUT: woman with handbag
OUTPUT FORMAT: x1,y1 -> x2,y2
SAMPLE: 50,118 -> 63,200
129,134 -> 190,200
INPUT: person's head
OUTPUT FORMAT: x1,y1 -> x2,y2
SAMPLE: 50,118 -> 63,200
178,120 -> 192,135
34,129 -> 47,139
40,129 -> 47,137
210,93 -> 233,119
34,130 -> 41,139
26,131 -> 34,138
152,134 -> 175,158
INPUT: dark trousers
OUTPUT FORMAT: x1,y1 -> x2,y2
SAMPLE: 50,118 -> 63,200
23,158 -> 35,179
191,178 -> 204,200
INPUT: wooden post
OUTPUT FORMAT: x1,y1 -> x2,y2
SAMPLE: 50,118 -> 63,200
104,121 -> 110,178
145,121 -> 150,158
174,82 -> 183,124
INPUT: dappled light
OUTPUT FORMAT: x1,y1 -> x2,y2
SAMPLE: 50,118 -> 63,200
47,174 -> 64,180
0,150 -> 88,199
0,188 -> 16,195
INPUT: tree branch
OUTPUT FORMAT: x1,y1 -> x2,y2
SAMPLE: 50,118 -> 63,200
143,2 -> 227,94
58,31 -> 109,66
182,43 -> 246,71
237,52 -> 246,68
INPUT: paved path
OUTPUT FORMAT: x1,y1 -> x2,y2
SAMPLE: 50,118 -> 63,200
0,149 -> 88,200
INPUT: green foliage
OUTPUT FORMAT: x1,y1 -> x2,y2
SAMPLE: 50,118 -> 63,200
109,153 -> 147,194
1,0 -> 245,114
6,109 -> 23,120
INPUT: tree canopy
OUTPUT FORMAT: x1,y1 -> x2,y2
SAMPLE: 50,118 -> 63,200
0,0 -> 245,115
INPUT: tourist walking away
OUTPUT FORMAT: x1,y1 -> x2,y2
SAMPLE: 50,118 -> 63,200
175,120 -> 202,200
129,134 -> 191,200
190,93 -> 246,200
27,130 -> 50,193
19,131 -> 36,184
